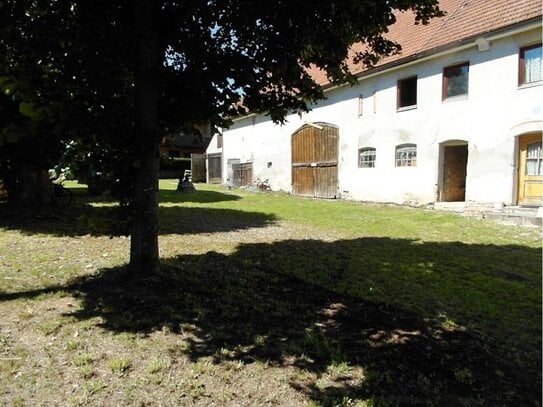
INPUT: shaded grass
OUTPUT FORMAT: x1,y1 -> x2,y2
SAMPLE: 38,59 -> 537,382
0,181 -> 540,406
34,237 -> 540,405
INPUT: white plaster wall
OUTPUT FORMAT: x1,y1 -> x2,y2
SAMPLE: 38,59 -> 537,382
206,133 -> 221,155
217,26 -> 542,205
221,116 -> 293,190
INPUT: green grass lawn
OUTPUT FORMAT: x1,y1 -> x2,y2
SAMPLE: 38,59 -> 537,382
0,181 -> 541,406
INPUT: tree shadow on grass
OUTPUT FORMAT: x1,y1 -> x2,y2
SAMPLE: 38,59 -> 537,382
0,204 -> 276,237
64,184 -> 241,205
0,186 -> 245,236
158,187 -> 241,204
1,237 -> 541,405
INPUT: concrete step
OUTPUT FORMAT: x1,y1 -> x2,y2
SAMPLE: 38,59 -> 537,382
497,206 -> 540,217
433,202 -> 542,226
488,206 -> 542,226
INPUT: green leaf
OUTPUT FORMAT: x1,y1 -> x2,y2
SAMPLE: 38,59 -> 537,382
0,76 -> 17,95
19,102 -> 45,120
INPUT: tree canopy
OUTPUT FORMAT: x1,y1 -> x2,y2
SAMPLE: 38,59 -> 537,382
0,0 -> 443,273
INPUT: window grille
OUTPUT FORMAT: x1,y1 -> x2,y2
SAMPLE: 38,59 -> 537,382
395,144 -> 417,167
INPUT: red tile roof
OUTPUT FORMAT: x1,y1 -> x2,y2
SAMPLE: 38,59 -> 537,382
309,0 -> 542,86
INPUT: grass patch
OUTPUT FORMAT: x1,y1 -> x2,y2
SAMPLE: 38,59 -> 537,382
145,357 -> 171,374
107,357 -> 131,375
0,181 -> 540,406
302,328 -> 345,364
82,379 -> 105,396
72,352 -> 93,367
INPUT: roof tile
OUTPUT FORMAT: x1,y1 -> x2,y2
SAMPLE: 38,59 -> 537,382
310,0 -> 542,85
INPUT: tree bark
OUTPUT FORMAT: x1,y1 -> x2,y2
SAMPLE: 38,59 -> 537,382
129,0 -> 161,275
14,163 -> 52,206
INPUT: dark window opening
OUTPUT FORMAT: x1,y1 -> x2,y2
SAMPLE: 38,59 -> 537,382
397,76 -> 417,109
443,63 -> 469,99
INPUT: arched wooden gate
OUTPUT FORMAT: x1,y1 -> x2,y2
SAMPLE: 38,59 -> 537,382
291,123 -> 338,199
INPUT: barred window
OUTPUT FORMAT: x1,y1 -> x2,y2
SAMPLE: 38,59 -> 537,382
395,144 -> 417,167
358,147 -> 376,168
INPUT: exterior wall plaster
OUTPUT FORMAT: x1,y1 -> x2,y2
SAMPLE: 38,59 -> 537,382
214,27 -> 542,205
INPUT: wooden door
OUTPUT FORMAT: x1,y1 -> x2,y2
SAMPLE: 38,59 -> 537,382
227,159 -> 240,185
191,153 -> 206,182
207,153 -> 222,183
442,145 -> 468,201
518,134 -> 543,205
291,123 -> 338,199
232,162 -> 252,187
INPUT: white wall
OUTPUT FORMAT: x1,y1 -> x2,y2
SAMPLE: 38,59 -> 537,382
206,133 -> 221,155
217,26 -> 542,205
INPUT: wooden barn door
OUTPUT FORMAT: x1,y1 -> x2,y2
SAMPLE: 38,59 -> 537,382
292,123 -> 338,198
191,153 -> 206,182
207,153 -> 222,183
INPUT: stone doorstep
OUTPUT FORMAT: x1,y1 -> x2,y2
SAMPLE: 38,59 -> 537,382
496,206 -> 541,217
432,201 -> 466,213
433,201 -> 543,226
485,213 -> 542,226
487,205 -> 542,227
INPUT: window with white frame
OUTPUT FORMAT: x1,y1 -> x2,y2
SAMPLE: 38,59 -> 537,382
395,144 -> 417,167
358,147 -> 376,168
519,43 -> 542,85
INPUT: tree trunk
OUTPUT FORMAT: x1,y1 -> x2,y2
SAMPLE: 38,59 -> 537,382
129,0 -> 161,275
14,162 -> 52,206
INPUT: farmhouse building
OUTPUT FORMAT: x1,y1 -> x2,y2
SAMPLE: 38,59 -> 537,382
205,0 -> 542,209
